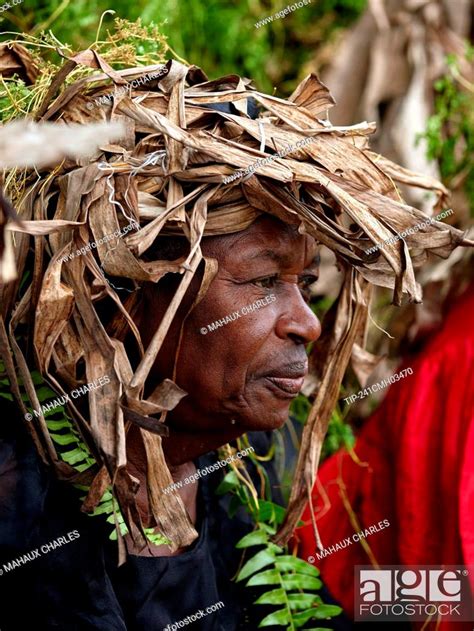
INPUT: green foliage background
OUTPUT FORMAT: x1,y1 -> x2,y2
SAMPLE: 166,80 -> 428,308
0,0 -> 366,92
421,47 -> 474,216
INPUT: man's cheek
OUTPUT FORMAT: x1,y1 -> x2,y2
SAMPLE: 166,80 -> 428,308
232,383 -> 290,430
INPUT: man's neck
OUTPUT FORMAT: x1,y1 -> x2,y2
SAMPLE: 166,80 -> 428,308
162,425 -> 244,466
126,421 -> 243,474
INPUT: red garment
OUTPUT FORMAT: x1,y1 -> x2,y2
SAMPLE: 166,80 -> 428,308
295,286 -> 474,629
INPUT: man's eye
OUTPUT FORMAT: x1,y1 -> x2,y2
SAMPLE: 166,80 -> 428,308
298,274 -> 318,301
253,275 -> 278,289
298,274 -> 318,290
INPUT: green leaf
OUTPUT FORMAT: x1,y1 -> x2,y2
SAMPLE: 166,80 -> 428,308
75,461 -> 93,472
236,529 -> 268,548
281,575 -> 322,591
257,500 -> 286,525
73,484 -> 90,492
287,593 -> 321,610
259,522 -> 277,535
216,470 -> 240,495
50,433 -> 78,446
45,419 -> 73,430
246,569 -> 281,587
144,529 -> 171,546
35,386 -> 56,399
109,521 -> 129,540
310,604 -> 342,619
106,512 -> 125,524
0,392 -> 14,401
99,490 -> 113,502
30,371 -> 44,385
254,588 -> 286,605
293,605 -> 342,625
228,494 -> 241,518
236,549 -> 275,582
258,607 -> 289,627
274,555 -> 320,576
61,448 -> 89,465
87,500 -> 115,516
293,608 -> 321,627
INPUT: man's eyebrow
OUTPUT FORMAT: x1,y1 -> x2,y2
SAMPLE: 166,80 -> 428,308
247,249 -> 289,264
246,250 -> 320,270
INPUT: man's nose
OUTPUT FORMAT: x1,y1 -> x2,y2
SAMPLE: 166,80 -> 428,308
274,286 -> 321,344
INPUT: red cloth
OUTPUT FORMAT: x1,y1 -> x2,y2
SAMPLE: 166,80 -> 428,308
295,286 -> 474,629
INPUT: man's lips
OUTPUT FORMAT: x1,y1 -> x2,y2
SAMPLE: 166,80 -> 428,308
265,375 -> 305,396
261,362 -> 308,398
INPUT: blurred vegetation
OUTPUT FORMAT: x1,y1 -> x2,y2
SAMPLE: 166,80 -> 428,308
291,395 -> 354,461
421,44 -> 474,216
0,0 -> 366,92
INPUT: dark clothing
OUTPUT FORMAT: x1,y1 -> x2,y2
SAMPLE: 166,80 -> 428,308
0,417 -> 281,630
0,414 -> 352,631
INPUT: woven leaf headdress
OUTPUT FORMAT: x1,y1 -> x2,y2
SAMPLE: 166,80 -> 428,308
0,50 -> 470,551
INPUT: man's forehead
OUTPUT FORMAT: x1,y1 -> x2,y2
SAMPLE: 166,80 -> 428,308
203,216 -> 319,268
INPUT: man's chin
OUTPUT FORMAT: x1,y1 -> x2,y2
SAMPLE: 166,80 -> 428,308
236,380 -> 303,431
241,395 -> 293,431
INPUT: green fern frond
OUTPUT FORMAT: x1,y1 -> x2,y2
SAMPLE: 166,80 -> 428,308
0,361 -> 171,549
236,527 -> 340,630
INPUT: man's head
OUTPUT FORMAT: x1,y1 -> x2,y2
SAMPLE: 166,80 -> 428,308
136,214 -> 321,435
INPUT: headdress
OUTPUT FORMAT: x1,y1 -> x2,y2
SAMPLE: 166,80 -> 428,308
1,52 -> 469,552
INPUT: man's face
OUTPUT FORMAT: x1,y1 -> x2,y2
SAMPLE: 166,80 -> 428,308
148,215 -> 321,433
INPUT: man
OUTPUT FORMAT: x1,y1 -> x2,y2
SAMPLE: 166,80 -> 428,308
0,215 -> 324,629
0,57 -> 468,629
